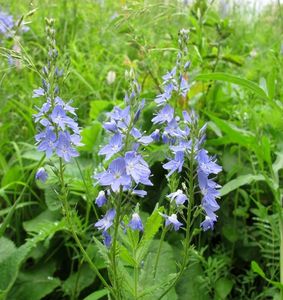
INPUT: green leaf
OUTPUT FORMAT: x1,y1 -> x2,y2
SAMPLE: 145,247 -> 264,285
215,278 -> 233,299
83,289 -> 109,300
196,72 -> 269,99
79,122 -> 103,152
7,261 -> 60,300
176,262 -> 209,300
139,240 -> 178,300
251,261 -> 283,290
251,261 -> 265,278
220,174 -> 265,196
136,208 -> 163,263
0,237 -> 16,264
89,100 -> 113,120
45,186 -> 61,211
272,151 -> 283,183
23,210 -> 61,234
62,264 -> 96,297
208,115 -> 256,147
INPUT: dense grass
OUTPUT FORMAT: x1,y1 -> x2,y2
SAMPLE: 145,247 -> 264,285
0,0 -> 283,299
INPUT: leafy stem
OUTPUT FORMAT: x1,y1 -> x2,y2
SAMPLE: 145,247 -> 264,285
153,225 -> 167,278
110,190 -> 123,300
58,158 -> 115,298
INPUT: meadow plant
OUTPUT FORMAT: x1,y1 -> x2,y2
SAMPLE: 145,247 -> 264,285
31,20 -> 222,300
91,29 -> 222,299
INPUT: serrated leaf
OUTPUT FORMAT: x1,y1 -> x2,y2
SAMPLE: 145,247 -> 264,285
136,209 -> 163,263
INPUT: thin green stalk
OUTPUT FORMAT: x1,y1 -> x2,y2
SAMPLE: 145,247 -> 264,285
280,217 -> 283,300
0,155 -> 45,237
74,158 -> 98,225
153,226 -> 167,278
134,253 -> 139,299
58,158 -> 115,299
111,193 -> 122,300
158,140 -> 195,300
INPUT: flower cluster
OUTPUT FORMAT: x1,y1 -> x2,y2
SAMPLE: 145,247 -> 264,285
94,71 -> 153,246
197,149 -> 222,231
33,19 -> 81,164
0,9 -> 29,38
152,29 -> 222,231
0,10 -> 14,37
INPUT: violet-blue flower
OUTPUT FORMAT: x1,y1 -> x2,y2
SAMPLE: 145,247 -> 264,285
125,151 -> 152,186
163,151 -> 184,176
55,131 -> 79,162
102,231 -> 112,247
128,213 -> 143,231
161,213 -> 183,231
95,191 -> 107,207
35,167 -> 48,183
167,189 -> 188,205
152,104 -> 175,124
99,133 -> 123,160
197,149 -> 222,175
95,209 -> 116,231
95,157 -> 132,192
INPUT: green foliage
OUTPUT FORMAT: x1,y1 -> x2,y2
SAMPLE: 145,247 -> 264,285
1,0 -> 283,299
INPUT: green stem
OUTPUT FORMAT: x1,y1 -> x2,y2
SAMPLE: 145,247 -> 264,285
111,192 -> 122,300
58,158 -> 115,298
0,155 -> 45,237
158,140 -> 195,300
134,254 -> 139,299
153,227 -> 167,278
74,158 -> 98,226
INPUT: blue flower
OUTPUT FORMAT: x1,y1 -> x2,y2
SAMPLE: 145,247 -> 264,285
95,208 -> 116,231
128,213 -> 143,231
130,128 -> 153,146
163,151 -> 184,176
152,104 -> 175,124
0,10 -> 14,36
161,213 -> 183,231
35,167 -> 48,183
197,149 -> 221,231
99,133 -> 123,160
197,149 -> 222,175
167,189 -> 187,205
55,131 -> 79,162
95,157 -> 132,192
151,129 -> 160,142
102,231 -> 112,247
200,214 -> 217,231
179,76 -> 190,97
37,127 -> 57,158
155,83 -> 174,106
162,67 -> 176,82
125,151 -> 152,186
131,189 -> 147,197
32,87 -> 45,98
95,191 -> 107,207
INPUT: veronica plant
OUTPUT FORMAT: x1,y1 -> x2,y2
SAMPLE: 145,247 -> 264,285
32,18 -> 114,296
93,69 -> 155,299
150,29 -> 222,298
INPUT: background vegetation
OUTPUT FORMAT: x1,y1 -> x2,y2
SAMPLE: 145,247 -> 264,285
0,0 -> 283,299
